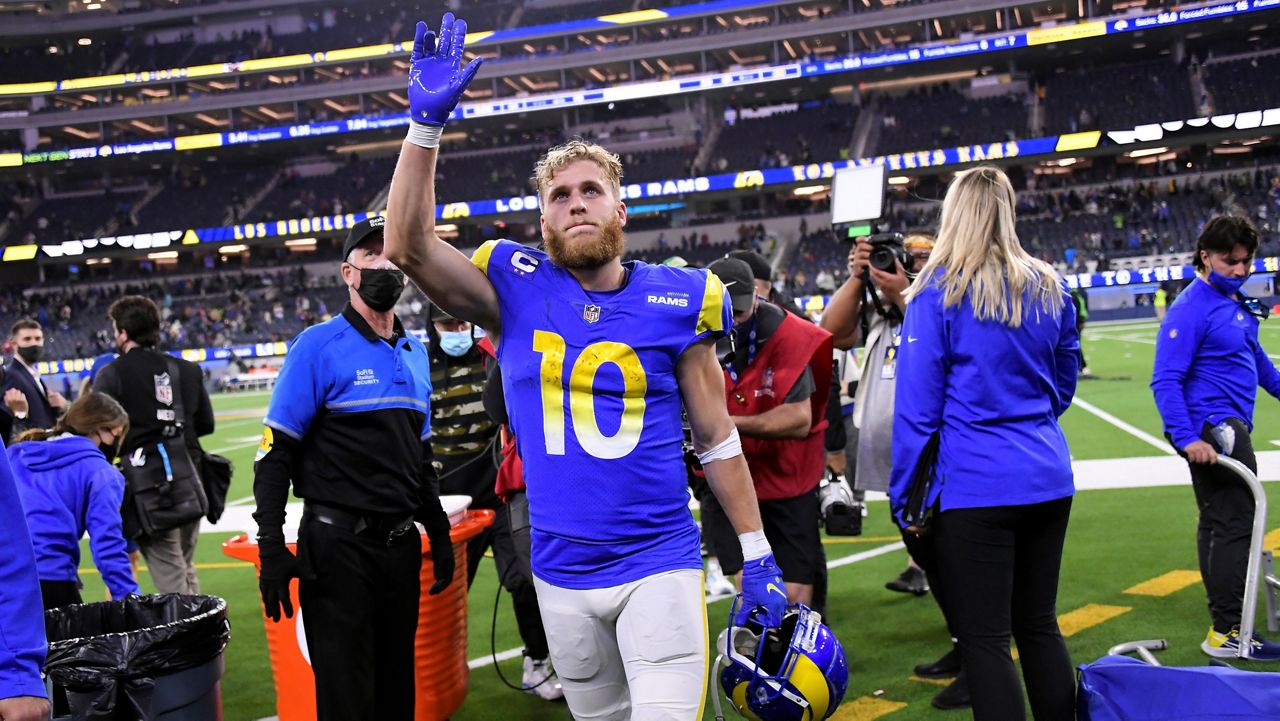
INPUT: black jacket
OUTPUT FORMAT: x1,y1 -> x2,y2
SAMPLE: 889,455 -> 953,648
94,347 -> 214,457
1,357 -> 58,439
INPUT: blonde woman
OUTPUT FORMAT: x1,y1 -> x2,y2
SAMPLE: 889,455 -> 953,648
890,166 -> 1079,721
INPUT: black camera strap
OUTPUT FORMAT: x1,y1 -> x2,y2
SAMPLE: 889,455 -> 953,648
861,272 -> 903,324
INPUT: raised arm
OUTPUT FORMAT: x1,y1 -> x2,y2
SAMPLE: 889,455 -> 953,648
383,15 -> 500,332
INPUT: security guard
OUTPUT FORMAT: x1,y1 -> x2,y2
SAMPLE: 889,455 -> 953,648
252,216 -> 455,721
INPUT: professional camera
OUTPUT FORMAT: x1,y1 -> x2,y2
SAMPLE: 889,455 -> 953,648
866,232 -> 915,274
818,471 -> 862,537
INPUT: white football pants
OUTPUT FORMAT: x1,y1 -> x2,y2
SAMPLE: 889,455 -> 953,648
533,568 -> 708,721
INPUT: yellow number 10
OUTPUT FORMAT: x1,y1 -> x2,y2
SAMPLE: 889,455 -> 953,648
533,330 -> 648,459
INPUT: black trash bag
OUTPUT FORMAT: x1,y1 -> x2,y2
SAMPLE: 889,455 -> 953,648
44,594 -> 230,721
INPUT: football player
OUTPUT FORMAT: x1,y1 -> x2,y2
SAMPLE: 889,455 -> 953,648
384,14 -> 788,720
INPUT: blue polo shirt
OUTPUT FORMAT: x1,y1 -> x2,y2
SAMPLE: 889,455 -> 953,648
261,305 -> 433,516
1151,278 -> 1280,449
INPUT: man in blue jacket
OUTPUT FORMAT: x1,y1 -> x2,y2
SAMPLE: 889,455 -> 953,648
1152,215 -> 1280,661
0,437 -> 51,721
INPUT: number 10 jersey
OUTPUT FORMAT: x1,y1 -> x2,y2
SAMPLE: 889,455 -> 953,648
472,240 -> 733,589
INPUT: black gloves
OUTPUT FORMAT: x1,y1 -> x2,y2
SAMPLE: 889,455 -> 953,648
258,539 -> 299,622
418,501 -> 455,595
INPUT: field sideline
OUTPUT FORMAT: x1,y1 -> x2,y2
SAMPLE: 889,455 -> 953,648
73,318 -> 1280,721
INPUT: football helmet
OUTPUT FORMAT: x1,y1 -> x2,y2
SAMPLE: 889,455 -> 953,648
710,597 -> 849,721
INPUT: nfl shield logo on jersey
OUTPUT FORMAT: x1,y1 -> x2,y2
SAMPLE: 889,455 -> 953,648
583,304 -> 602,323
154,372 -> 173,405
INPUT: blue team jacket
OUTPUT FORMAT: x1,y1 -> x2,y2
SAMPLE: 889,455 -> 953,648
1151,278 -> 1280,450
0,437 -> 47,701
9,436 -> 139,600
889,275 -> 1080,526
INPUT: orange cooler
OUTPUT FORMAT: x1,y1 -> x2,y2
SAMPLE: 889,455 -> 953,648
223,509 -> 495,721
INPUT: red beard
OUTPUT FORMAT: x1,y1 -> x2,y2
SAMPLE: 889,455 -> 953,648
544,216 -> 625,270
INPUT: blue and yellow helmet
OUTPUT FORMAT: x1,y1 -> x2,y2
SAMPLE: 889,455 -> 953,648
713,598 -> 849,721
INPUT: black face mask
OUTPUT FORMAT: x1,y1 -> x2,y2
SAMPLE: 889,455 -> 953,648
354,267 -> 406,312
16,345 -> 41,364
98,432 -> 124,462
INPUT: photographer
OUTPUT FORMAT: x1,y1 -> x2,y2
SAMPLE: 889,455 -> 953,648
820,231 -> 970,709
704,257 -> 833,609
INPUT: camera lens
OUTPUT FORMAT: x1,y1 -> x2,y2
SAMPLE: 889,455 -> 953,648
869,247 -> 895,272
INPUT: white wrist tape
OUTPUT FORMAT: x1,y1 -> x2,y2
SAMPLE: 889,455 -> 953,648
696,427 -> 742,465
406,121 -> 443,149
738,530 -> 773,562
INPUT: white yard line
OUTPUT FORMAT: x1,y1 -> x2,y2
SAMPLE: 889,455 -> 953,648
1073,397 -> 1175,455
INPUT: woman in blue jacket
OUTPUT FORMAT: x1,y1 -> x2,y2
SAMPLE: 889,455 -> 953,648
891,166 -> 1079,721
9,391 -> 140,609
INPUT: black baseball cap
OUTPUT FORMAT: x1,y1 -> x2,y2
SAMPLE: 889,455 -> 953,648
727,249 -> 772,282
707,258 -> 756,314
341,216 -> 387,262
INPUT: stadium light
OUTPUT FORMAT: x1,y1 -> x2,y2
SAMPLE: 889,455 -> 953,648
887,176 -> 911,185
76,38 -> 91,46
218,245 -> 249,254
146,251 -> 179,259
1126,146 -> 1169,159
792,185 -> 828,196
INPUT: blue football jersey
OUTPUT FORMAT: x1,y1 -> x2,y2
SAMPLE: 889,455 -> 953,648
472,240 -> 733,589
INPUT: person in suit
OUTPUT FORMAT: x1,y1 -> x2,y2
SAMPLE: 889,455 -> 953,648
2,320 -> 67,443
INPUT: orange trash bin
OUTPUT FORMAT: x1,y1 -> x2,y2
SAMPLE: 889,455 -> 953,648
223,508 -> 495,721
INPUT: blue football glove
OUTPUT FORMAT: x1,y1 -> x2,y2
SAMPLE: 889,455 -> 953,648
736,553 -> 787,629
408,13 -> 484,127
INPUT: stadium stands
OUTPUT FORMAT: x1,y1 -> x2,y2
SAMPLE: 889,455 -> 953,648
712,100 -> 855,172
1041,58 -> 1196,135
874,84 -> 1028,155
1202,53 -> 1280,116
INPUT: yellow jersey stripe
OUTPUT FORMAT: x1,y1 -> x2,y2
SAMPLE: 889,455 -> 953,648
697,271 -> 727,336
471,238 -> 500,275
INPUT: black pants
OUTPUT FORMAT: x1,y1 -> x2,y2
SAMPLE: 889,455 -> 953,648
40,580 -> 82,611
700,485 -> 829,616
901,526 -> 956,639
474,494 -> 550,661
298,517 -> 422,721
934,497 -> 1074,721
1186,417 -> 1257,633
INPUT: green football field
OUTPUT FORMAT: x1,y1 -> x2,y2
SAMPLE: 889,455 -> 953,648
74,318 -> 1280,721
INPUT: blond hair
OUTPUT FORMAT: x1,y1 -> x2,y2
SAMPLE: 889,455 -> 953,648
905,165 -> 1063,326
531,139 -> 623,202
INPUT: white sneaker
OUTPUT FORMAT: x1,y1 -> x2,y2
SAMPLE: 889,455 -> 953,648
705,558 -> 736,597
522,655 -> 565,701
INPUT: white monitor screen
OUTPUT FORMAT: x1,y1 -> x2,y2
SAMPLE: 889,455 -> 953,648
830,165 -> 886,225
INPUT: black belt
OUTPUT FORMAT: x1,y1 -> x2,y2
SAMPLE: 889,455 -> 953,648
303,501 -> 416,543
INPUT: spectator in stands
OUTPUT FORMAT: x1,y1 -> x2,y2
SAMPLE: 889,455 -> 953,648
3,320 -> 67,444
94,296 -> 214,595
9,391 -> 139,609
704,258 -> 832,610
1151,215 -> 1280,661
892,166 -> 1079,721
